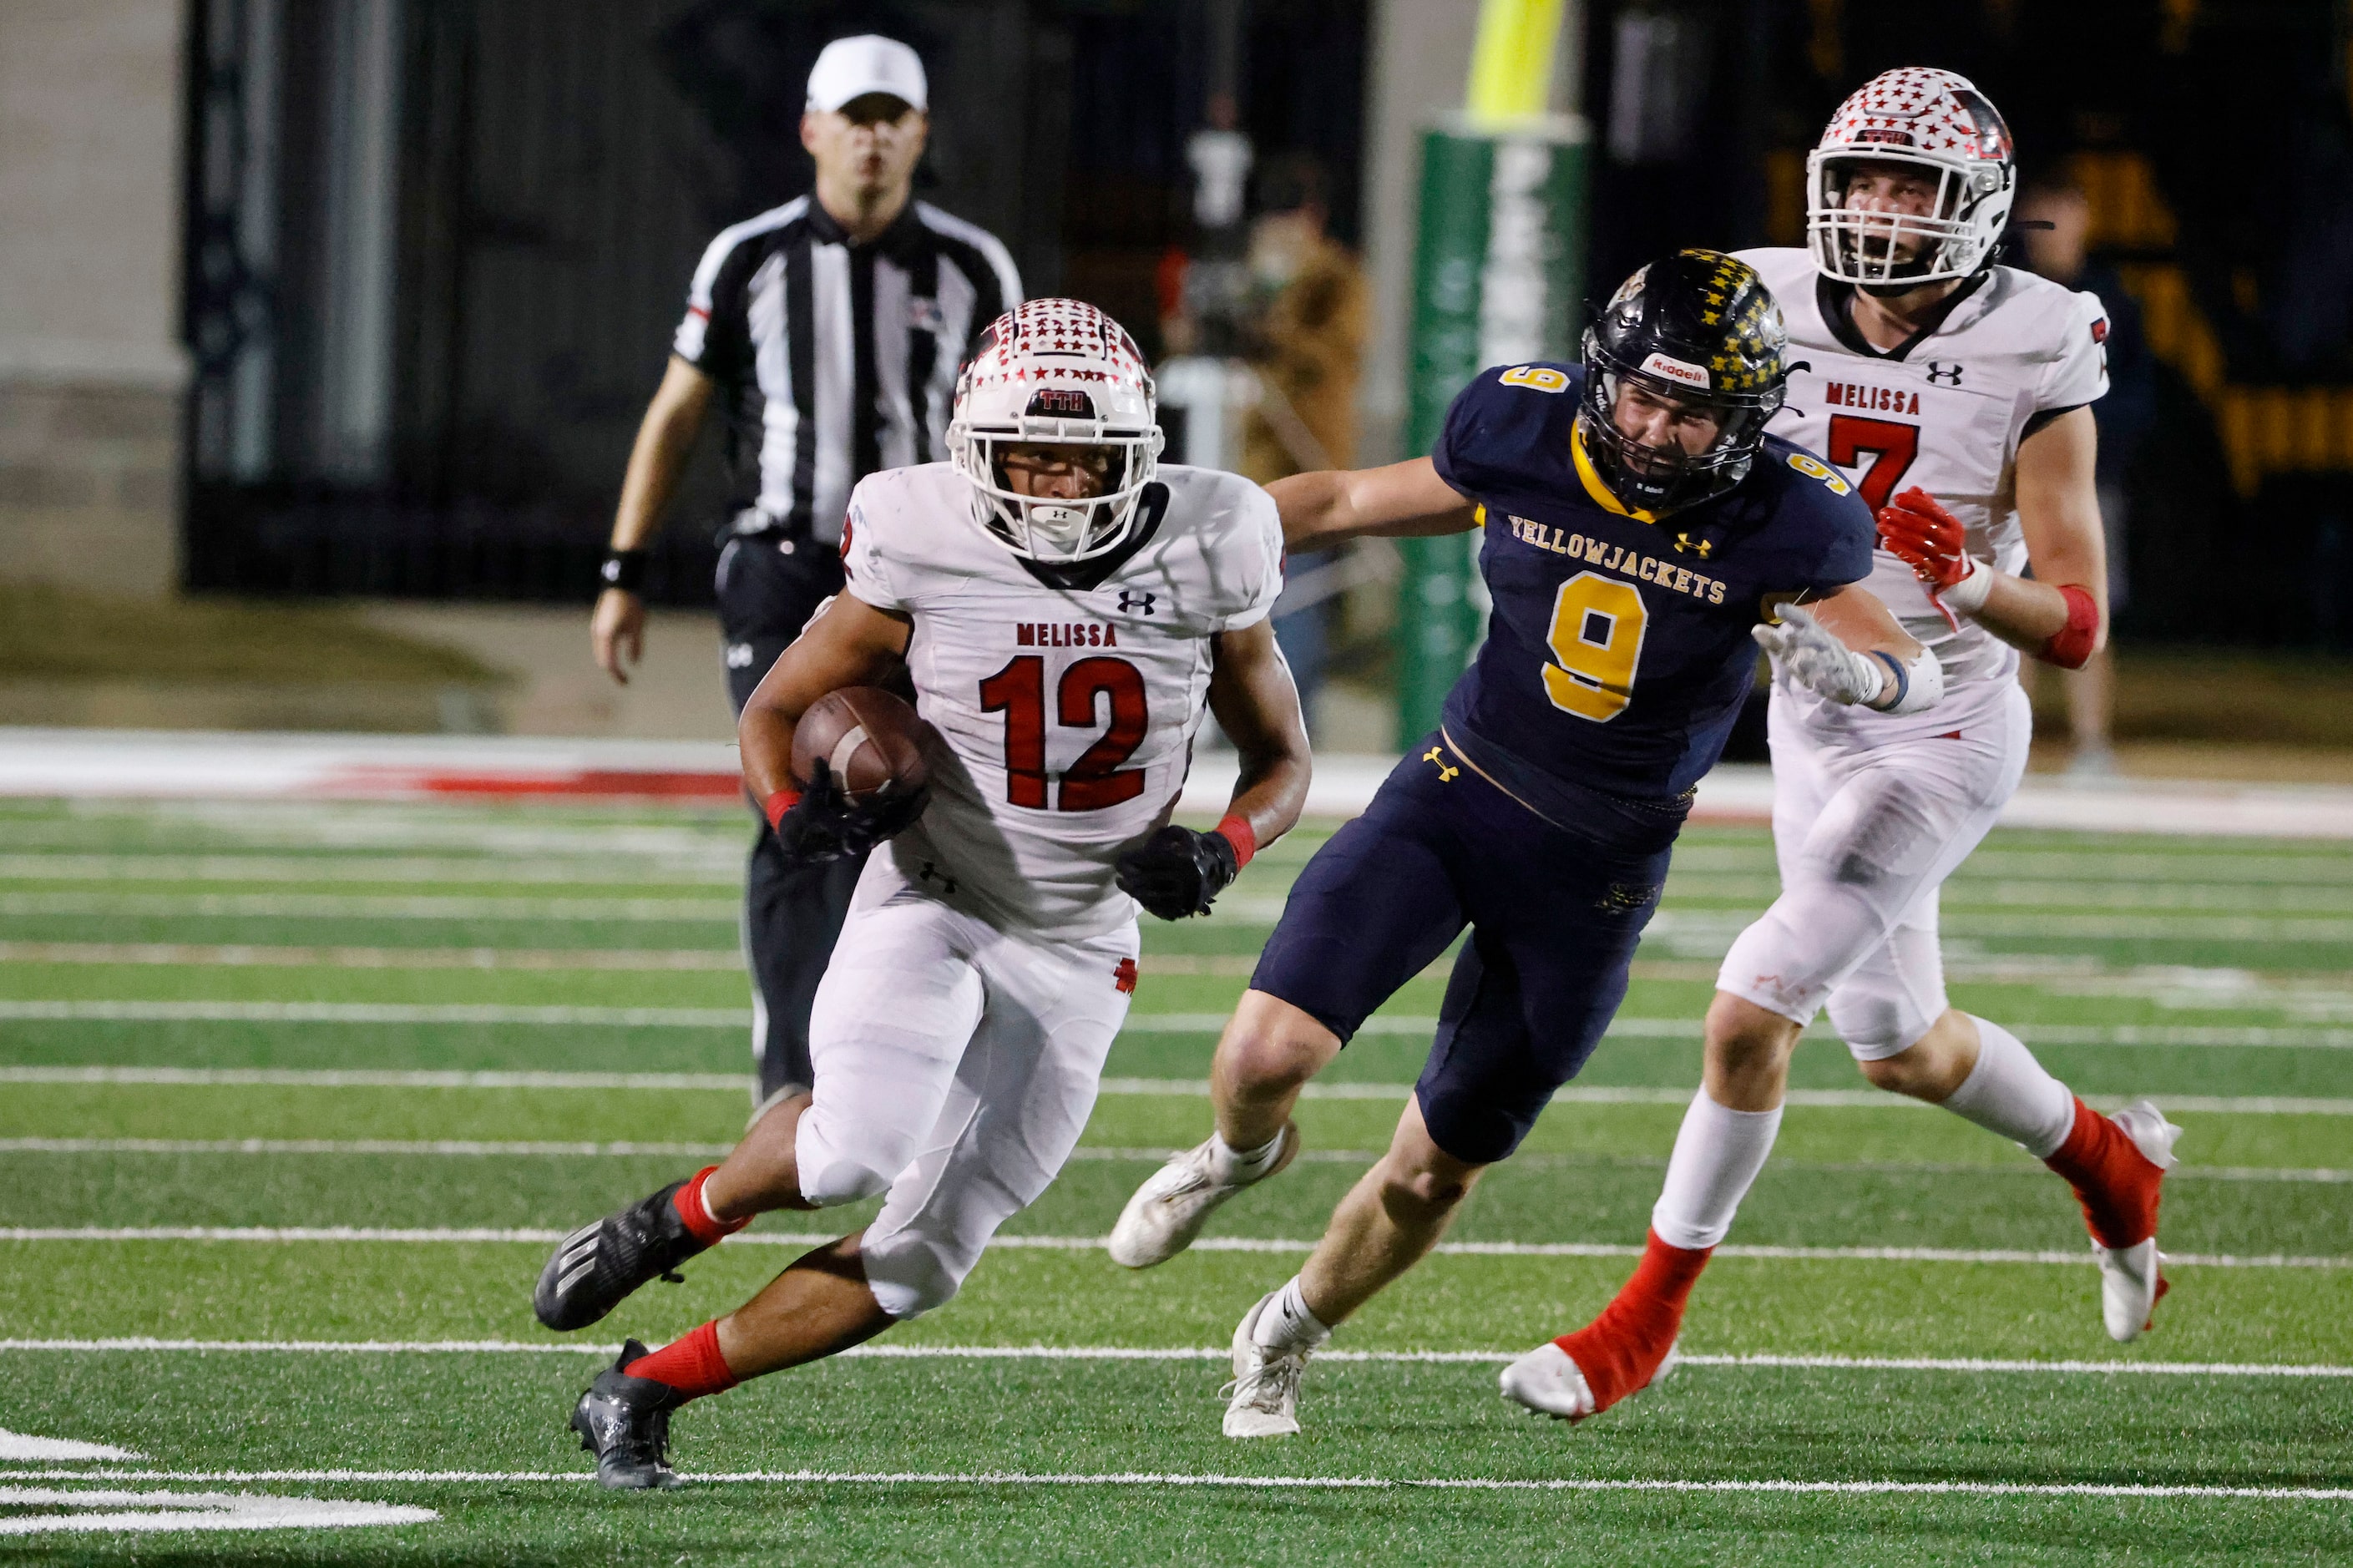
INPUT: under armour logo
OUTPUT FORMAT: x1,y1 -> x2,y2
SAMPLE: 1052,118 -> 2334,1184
918,861 -> 959,896
1113,957 -> 1138,994
1674,532 -> 1713,558
1423,745 -> 1460,782
1924,362 -> 1963,385
725,642 -> 756,669
1118,589 -> 1157,615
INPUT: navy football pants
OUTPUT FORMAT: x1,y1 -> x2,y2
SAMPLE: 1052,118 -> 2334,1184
1249,733 -> 1681,1165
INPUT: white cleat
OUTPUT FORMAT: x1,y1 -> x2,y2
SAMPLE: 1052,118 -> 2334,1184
2094,1100 -> 2182,1343
2094,1237 -> 2168,1343
1108,1124 -> 1299,1270
1222,1291 -> 1312,1439
1498,1338 -> 1680,1424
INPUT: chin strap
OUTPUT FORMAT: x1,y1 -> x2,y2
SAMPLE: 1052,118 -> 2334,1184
2037,584 -> 2101,670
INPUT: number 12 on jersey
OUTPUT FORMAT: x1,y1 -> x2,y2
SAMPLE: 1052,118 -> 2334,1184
979,655 -> 1149,811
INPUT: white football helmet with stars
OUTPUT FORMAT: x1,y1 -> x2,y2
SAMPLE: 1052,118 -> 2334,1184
1807,66 -> 2016,286
947,299 -> 1164,564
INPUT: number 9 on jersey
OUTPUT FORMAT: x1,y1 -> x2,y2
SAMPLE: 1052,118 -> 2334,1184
1542,572 -> 1647,722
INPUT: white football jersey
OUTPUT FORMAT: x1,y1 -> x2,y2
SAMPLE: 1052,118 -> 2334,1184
840,462 -> 1284,936
1738,248 -> 2108,739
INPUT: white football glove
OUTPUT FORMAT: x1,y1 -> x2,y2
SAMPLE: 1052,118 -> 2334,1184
1752,604 -> 1887,707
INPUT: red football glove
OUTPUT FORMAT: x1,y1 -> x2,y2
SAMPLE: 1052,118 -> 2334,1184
1875,487 -> 1988,629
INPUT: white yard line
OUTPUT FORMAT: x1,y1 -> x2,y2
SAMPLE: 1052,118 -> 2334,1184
0,1430 -> 142,1461
0,893 -> 736,922
0,1227 -> 2340,1269
0,943 -> 746,972
0,856 -> 736,886
0,1001 -> 749,1027
1649,910 -> 2353,944
0,1465 -> 2340,1504
11,1002 -> 2353,1050
0,1487 -> 438,1536
18,890 -> 2353,936
3,1339 -> 2346,1380
1657,875 -> 2353,913
4,1065 -> 2346,1115
0,1138 -> 736,1157
0,1065 -> 752,1089
3,1139 -> 2340,1184
1117,1014 -> 2353,1049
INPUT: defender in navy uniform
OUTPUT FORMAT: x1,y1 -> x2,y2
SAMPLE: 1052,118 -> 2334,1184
1108,251 -> 1948,1438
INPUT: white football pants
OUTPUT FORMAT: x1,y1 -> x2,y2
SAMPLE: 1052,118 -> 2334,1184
794,855 -> 1137,1320
1717,681 -> 2032,1059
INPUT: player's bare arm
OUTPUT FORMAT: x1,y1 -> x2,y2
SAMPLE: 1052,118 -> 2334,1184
1873,422 -> 2106,672
1758,583 -> 1941,715
1809,581 -> 1923,662
1268,457 -> 1480,550
1114,618 -> 1309,923
593,357 -> 716,684
736,592 -> 914,807
1206,619 -> 1312,847
1965,405 -> 2105,656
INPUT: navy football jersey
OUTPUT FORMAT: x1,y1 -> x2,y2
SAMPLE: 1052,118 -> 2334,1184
1434,362 -> 1875,803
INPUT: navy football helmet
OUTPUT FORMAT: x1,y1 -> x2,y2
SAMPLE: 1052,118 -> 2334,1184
1577,250 -> 1790,514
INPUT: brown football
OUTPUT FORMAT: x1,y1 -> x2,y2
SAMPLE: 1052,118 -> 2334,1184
791,686 -> 933,803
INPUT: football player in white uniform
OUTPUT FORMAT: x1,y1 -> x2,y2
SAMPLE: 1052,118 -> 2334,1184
532,299 -> 1310,1487
1503,68 -> 2181,1425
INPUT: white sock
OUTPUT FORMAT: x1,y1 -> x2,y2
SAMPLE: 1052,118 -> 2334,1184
1208,1128 -> 1285,1183
1650,1090 -> 1784,1251
1251,1275 -> 1331,1352
1941,1015 -> 2076,1158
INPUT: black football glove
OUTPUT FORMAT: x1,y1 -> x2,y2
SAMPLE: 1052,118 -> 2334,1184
772,758 -> 930,867
1115,824 -> 1242,921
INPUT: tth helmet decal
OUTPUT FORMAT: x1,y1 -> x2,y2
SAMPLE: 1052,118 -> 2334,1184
948,299 -> 1164,564
1807,66 -> 2016,286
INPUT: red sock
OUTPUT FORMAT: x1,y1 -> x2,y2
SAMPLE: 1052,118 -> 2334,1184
673,1166 -> 749,1248
624,1319 -> 738,1400
2042,1098 -> 2162,1249
1553,1230 -> 1712,1411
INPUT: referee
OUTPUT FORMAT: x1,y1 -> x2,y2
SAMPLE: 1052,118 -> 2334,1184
591,35 -> 1022,1118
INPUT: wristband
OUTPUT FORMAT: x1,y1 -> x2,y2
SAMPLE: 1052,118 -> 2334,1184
599,549 -> 650,594
1938,554 -> 1993,616
1213,813 -> 1257,870
763,789 -> 801,830
2037,584 -> 2101,670
1865,650 -> 1905,711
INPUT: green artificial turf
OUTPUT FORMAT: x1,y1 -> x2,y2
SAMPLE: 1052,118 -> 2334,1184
0,797 -> 2347,1564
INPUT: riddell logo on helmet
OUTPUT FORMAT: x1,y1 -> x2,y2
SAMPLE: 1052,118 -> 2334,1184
1027,388 -> 1096,418
1640,352 -> 1711,390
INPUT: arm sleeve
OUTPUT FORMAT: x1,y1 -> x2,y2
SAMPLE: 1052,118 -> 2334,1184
1212,483 -> 1288,632
838,480 -> 907,613
2033,288 -> 2111,413
674,230 -> 748,384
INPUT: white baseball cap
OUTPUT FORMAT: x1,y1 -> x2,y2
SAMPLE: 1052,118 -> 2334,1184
806,35 -> 927,114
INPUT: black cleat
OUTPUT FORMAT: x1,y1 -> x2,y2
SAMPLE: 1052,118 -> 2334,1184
534,1179 -> 711,1332
571,1339 -> 687,1490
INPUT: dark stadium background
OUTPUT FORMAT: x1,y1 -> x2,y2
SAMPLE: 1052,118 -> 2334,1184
180,0 -> 2353,654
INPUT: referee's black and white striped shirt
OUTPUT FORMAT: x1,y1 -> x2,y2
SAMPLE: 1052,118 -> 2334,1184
673,197 -> 1022,545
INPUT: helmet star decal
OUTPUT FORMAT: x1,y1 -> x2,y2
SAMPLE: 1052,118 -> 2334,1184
949,300 -> 1164,565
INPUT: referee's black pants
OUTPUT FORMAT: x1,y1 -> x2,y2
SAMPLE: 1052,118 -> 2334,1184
716,530 -> 867,1114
